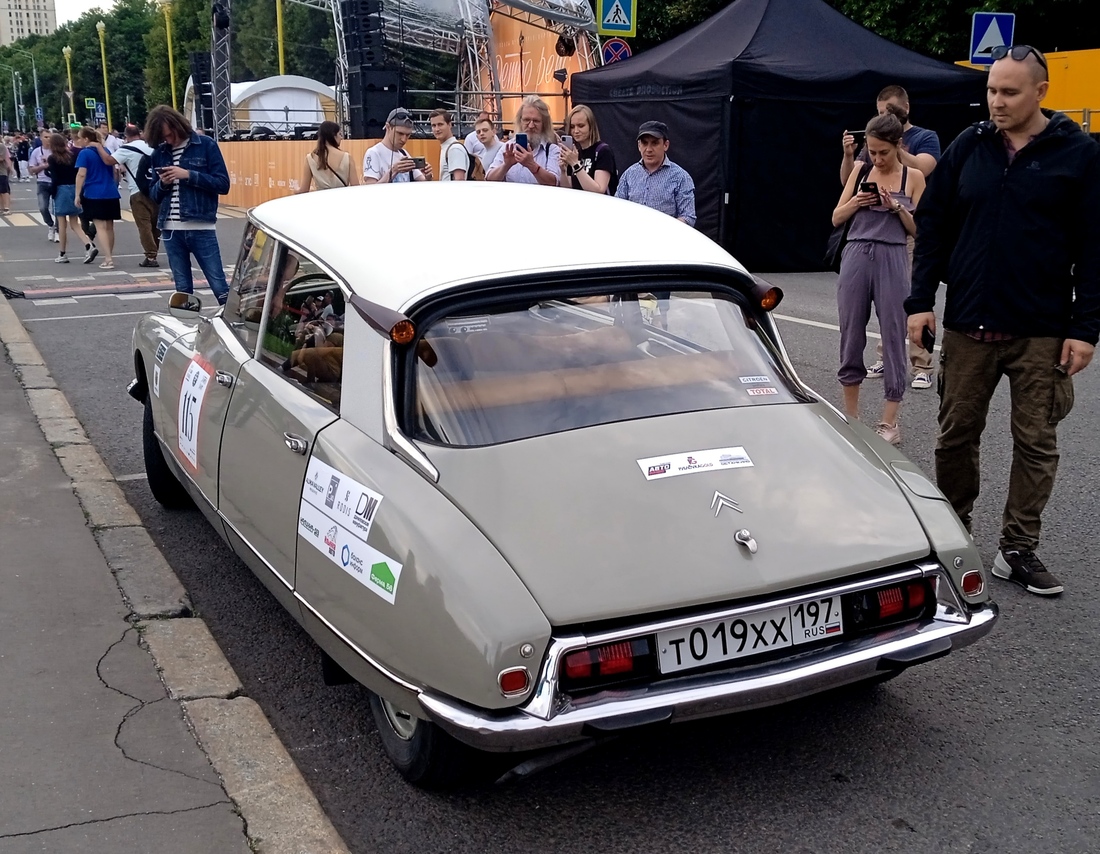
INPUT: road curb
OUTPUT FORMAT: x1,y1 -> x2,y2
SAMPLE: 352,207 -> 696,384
0,296 -> 351,854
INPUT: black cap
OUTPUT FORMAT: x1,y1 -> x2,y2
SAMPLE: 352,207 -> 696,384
637,120 -> 669,141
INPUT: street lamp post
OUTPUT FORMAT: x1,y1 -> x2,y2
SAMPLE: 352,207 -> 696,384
15,72 -> 24,132
158,0 -> 178,109
96,21 -> 112,130
62,46 -> 75,118
12,48 -> 40,130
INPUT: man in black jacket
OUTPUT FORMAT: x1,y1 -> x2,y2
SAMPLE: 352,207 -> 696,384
906,45 -> 1100,596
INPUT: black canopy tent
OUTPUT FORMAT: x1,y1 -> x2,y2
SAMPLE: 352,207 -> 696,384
571,0 -> 988,271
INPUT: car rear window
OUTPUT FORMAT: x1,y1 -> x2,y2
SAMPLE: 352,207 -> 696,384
411,290 -> 807,447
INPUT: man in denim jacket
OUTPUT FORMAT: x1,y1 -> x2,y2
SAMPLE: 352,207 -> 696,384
146,105 -> 231,305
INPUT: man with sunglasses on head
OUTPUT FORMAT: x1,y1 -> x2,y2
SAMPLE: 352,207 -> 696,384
905,45 -> 1100,597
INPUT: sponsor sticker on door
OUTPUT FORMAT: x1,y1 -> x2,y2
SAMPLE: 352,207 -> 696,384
637,446 -> 754,481
176,355 -> 214,471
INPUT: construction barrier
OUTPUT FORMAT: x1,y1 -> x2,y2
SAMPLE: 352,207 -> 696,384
221,139 -> 443,209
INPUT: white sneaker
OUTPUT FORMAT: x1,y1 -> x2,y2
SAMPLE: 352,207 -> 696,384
53,230 -> 60,243
54,254 -> 69,263
47,227 -> 56,242
866,361 -> 885,379
911,371 -> 933,390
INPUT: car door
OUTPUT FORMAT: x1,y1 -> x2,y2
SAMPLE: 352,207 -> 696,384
217,247 -> 343,591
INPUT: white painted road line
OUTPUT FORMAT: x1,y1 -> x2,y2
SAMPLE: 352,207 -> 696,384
774,313 -> 941,351
116,293 -> 164,301
31,297 -> 80,306
21,310 -> 154,323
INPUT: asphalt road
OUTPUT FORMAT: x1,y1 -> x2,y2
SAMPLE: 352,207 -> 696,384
3,181 -> 1098,853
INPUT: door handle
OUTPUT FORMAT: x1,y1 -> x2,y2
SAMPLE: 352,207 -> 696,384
215,370 -> 235,388
734,529 -> 758,554
283,433 -> 308,454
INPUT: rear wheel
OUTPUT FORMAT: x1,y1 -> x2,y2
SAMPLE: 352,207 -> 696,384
368,692 -> 486,789
143,397 -> 192,509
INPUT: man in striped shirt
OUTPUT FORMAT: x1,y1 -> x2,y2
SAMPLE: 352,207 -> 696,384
146,105 -> 231,305
615,121 -> 696,226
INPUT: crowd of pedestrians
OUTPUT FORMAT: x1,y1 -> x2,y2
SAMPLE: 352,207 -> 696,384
834,46 -> 1100,596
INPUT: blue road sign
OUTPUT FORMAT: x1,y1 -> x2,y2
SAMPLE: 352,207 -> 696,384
970,12 -> 1016,65
602,37 -> 632,64
597,0 -> 636,38
95,102 -> 106,118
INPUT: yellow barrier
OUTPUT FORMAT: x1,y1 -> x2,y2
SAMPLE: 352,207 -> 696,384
221,139 -> 443,209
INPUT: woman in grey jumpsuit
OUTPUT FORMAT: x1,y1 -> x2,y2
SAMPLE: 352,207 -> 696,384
831,113 -> 925,445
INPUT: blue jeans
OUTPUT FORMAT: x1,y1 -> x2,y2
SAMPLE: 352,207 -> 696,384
163,228 -> 229,305
36,183 -> 54,228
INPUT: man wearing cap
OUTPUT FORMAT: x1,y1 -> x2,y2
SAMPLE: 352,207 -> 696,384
906,45 -> 1100,596
363,108 -> 433,184
615,121 -> 696,226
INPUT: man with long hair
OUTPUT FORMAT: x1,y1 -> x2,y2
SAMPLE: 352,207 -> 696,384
485,95 -> 561,186
146,105 -> 231,304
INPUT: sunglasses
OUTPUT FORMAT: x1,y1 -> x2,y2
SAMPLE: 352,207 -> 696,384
990,44 -> 1048,72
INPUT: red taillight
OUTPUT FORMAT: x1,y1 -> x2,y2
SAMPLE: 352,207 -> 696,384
878,586 -> 904,619
564,641 -> 637,681
907,580 -> 926,608
498,667 -> 530,696
961,570 -> 984,596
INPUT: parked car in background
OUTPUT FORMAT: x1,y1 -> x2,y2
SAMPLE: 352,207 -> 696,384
129,184 -> 997,787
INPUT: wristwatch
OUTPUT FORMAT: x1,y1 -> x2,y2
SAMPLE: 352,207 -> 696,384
569,163 -> 582,176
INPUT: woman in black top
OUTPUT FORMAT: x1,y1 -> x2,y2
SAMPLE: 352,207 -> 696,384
45,133 -> 91,264
559,104 -> 617,195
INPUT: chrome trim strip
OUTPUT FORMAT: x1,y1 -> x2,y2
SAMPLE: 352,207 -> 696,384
293,590 -> 422,695
522,564 -> 931,721
419,601 -> 997,753
219,516 -> 294,592
381,341 -> 440,482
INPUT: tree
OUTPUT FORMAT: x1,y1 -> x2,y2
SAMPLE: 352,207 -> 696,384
144,0 -> 210,113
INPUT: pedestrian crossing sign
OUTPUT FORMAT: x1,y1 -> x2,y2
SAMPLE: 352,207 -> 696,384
970,12 -> 1016,65
597,0 -> 636,38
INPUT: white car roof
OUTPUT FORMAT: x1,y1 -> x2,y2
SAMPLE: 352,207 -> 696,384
249,183 -> 750,312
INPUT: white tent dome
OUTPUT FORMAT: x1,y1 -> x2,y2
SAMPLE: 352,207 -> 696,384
183,74 -> 337,134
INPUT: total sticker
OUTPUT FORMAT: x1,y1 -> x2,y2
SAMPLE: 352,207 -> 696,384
177,355 -> 214,471
746,387 -> 779,396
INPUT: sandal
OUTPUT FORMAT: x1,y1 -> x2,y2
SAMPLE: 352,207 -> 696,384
98,261 -> 115,270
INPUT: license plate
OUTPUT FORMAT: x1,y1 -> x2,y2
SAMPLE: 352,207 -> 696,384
657,596 -> 844,673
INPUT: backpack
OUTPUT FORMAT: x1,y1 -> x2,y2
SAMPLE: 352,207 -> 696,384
119,144 -> 154,197
447,139 -> 484,181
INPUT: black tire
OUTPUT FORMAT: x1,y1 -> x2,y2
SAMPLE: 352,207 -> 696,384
368,692 -> 487,789
143,397 -> 192,509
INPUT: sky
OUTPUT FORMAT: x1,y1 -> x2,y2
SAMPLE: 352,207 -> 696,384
56,0 -> 113,26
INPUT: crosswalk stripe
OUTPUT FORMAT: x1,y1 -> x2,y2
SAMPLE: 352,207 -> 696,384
6,213 -> 37,227
121,210 -> 136,223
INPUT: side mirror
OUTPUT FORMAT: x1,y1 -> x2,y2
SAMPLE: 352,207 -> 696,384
168,291 -> 203,318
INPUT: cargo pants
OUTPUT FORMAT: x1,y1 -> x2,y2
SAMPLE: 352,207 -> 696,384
935,330 -> 1075,552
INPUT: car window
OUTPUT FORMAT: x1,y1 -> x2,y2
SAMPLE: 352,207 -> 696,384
257,250 -> 346,411
412,289 -> 807,447
223,225 -> 276,352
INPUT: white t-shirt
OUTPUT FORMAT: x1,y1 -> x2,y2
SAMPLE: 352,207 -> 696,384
478,138 -> 502,172
439,137 -> 471,182
114,140 -> 153,197
103,134 -> 121,154
489,142 -> 561,185
464,130 -> 482,155
362,141 -> 423,183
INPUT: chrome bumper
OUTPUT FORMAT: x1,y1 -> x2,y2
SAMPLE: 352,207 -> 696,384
419,567 -> 998,753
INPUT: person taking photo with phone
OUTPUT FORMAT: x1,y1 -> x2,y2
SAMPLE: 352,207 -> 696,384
558,104 -> 617,195
831,112 -> 925,446
906,45 -> 1100,596
486,95 -> 561,185
362,109 -> 432,184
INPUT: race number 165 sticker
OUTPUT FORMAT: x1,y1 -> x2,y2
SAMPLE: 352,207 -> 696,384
177,356 -> 214,471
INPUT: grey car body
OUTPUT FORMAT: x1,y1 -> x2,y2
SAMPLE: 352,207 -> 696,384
129,184 -> 996,787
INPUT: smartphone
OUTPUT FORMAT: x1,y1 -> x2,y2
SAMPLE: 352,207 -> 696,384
514,132 -> 529,150
921,327 -> 936,353
561,134 -> 573,149
846,130 -> 866,137
859,181 -> 879,195
412,156 -> 427,170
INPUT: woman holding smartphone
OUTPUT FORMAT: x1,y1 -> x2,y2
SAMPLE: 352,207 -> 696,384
558,104 -> 617,195
486,95 -> 561,185
830,112 -> 925,446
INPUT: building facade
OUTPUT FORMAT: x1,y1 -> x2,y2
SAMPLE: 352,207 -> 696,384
0,0 -> 56,47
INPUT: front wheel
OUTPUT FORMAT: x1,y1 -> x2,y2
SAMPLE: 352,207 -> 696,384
368,692 -> 486,789
143,397 -> 192,509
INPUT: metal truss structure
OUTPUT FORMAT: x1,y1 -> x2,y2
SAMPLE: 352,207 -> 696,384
209,0 -> 597,136
211,1 -> 234,139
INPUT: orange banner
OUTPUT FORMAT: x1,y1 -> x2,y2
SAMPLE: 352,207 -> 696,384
220,138 -> 442,209
489,13 -> 597,127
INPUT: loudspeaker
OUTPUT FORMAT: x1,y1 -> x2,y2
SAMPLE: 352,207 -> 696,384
340,0 -> 383,29
348,67 -> 401,139
188,52 -> 215,132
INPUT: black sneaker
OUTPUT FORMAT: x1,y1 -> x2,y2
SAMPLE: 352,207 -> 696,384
992,550 -> 1064,596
